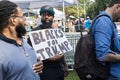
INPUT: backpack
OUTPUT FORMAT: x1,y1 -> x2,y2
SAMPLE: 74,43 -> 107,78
74,14 -> 114,80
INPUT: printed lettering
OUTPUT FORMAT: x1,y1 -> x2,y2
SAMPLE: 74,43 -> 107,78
45,47 -> 53,57
47,41 -> 51,46
39,32 -> 45,42
52,40 -> 56,45
50,30 -> 55,39
36,49 -> 45,60
58,43 -> 68,53
54,30 -> 59,38
51,46 -> 57,54
64,41 -> 70,50
32,33 -> 41,45
58,29 -> 64,37
45,30 -> 54,40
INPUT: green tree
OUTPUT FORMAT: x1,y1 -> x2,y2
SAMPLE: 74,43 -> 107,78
58,0 -> 97,20
86,0 -> 109,19
64,5 -> 84,19
63,0 -> 92,19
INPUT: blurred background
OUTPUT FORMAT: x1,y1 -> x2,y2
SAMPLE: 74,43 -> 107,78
1,0 -> 120,80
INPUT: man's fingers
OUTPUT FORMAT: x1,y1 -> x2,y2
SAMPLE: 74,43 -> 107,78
32,56 -> 43,74
37,56 -> 41,61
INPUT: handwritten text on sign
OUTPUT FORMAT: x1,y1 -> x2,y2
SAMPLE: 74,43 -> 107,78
29,29 -> 73,60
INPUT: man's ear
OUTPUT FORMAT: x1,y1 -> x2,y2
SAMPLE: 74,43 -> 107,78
9,17 -> 17,26
112,4 -> 117,12
116,4 -> 120,9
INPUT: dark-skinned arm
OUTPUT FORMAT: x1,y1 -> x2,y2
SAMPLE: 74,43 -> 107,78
100,53 -> 120,62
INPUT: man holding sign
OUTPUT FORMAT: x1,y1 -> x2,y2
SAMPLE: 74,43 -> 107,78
28,5 -> 68,80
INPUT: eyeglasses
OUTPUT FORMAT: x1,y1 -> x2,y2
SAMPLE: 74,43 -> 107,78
11,15 -> 25,19
15,16 -> 24,18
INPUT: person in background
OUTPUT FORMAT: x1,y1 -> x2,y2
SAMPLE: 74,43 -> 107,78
34,14 -> 41,28
74,18 -> 84,32
66,19 -> 75,32
27,5 -> 68,80
0,1 -> 43,80
91,0 -> 120,80
58,20 -> 62,28
52,20 -> 59,29
84,16 -> 92,32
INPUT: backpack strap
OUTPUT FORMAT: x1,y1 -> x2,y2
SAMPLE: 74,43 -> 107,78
88,14 -> 115,50
88,14 -> 114,34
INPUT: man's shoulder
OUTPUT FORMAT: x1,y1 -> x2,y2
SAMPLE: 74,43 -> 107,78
32,25 -> 43,31
96,13 -> 112,21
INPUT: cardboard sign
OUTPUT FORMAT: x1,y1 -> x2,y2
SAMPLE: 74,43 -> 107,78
29,29 -> 73,60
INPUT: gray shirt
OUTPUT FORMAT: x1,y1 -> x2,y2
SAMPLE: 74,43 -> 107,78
0,34 -> 39,80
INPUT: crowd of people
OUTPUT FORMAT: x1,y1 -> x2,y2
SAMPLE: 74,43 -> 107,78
1,0 -> 120,80
30,15 -> 92,33
53,16 -> 92,33
25,10 -> 92,33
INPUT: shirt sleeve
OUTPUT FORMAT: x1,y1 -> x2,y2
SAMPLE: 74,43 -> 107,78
0,63 -> 4,80
93,16 -> 114,60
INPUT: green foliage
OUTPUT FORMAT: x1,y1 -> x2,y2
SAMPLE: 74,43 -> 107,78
65,70 -> 80,80
87,0 -> 110,19
63,0 -> 95,19
64,6 -> 84,19
59,0 -> 110,20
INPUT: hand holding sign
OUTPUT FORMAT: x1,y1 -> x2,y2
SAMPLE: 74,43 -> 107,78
48,53 -> 63,61
32,57 -> 43,74
29,29 -> 73,60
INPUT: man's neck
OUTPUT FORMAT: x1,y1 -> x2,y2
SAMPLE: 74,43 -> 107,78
105,7 -> 114,19
2,28 -> 22,45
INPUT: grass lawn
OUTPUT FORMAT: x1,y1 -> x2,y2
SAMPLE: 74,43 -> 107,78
65,70 -> 80,80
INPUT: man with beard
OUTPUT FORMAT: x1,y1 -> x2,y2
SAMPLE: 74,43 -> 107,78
0,1 -> 43,80
28,5 -> 68,80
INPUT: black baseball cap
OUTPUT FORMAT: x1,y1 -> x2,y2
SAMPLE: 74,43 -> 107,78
39,5 -> 55,16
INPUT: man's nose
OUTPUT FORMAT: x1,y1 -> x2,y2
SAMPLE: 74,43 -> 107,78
44,14 -> 49,18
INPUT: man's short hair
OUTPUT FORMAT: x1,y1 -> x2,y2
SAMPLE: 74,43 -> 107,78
108,0 -> 120,7
0,1 -> 18,32
39,5 -> 55,16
